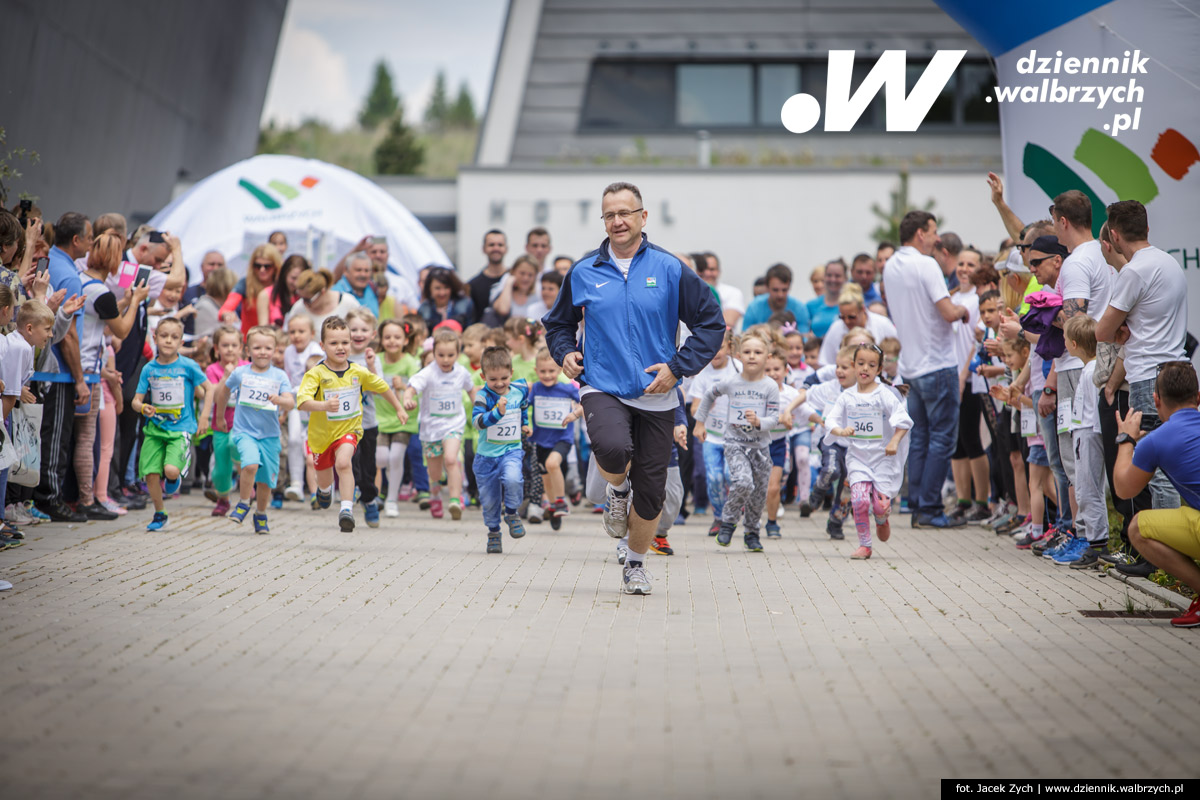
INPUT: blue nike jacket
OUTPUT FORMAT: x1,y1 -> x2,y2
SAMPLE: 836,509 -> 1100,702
542,234 -> 725,400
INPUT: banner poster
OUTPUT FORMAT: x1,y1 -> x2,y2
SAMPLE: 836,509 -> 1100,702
937,0 -> 1200,330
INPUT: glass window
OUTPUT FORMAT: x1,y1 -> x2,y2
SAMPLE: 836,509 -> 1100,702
959,62 -> 999,124
906,63 -> 955,125
580,61 -> 673,129
677,64 -> 752,126
757,64 -> 800,127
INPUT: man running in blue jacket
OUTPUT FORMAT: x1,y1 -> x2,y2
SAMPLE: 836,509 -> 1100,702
543,182 -> 725,595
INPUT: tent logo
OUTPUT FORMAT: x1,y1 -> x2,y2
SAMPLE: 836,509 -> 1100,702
1024,127 -> 1197,236
238,176 -> 319,210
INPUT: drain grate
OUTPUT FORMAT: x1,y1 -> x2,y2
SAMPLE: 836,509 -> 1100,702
1078,609 -> 1178,618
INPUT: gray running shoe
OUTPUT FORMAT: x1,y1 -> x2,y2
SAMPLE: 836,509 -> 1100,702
603,484 -> 630,539
616,536 -> 629,565
622,563 -> 653,595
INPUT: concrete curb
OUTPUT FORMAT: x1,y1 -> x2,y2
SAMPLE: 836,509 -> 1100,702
1104,568 -> 1192,611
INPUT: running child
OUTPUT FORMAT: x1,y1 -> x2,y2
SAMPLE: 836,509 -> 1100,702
459,323 -> 490,508
694,327 -> 780,552
802,344 -> 858,538
764,346 -> 810,538
283,314 -> 323,502
297,317 -> 406,532
504,317 -> 544,522
530,347 -> 582,530
205,325 -> 248,516
214,326 -> 295,534
346,307 -> 384,527
472,346 -> 531,553
402,328 -> 476,520
376,318 -> 419,517
132,317 -> 215,531
824,343 -> 913,559
688,329 -> 739,537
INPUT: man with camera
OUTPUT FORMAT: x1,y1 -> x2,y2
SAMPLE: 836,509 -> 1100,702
1113,361 -> 1200,627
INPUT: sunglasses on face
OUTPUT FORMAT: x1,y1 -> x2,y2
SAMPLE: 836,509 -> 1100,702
1029,255 -> 1059,267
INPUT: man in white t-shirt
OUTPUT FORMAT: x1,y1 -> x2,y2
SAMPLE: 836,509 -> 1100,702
1042,190 -> 1114,503
1098,199 -> 1188,509
881,210 -> 971,528
698,252 -> 745,329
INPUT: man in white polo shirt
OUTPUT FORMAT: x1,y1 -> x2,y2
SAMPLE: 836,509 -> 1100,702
1098,199 -> 1189,510
1042,190 -> 1114,523
882,210 -> 971,528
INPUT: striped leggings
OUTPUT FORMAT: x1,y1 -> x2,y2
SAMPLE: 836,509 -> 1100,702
850,480 -> 891,548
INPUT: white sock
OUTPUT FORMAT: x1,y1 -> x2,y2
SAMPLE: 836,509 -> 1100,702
320,485 -> 333,494
613,478 -> 630,494
340,500 -> 353,511
626,548 -> 646,564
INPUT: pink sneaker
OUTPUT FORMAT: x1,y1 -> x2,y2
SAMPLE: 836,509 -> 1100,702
851,546 -> 872,560
876,520 -> 891,542
397,483 -> 414,502
212,498 -> 230,517
430,497 -> 444,519
97,497 -> 127,516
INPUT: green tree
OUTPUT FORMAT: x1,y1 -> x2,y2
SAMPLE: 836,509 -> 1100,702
359,61 -> 399,129
374,102 -> 424,174
0,126 -> 40,206
448,82 -> 476,128
424,71 -> 450,127
870,169 -> 939,243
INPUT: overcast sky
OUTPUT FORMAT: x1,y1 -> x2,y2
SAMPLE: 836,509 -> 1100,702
261,0 -> 507,128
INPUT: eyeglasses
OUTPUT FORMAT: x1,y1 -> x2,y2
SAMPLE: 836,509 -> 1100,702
301,289 -> 323,305
1156,360 -> 1195,376
601,208 -> 643,224
1016,243 -> 1031,252
253,261 -> 275,271
1029,255 -> 1059,267
838,313 -> 860,323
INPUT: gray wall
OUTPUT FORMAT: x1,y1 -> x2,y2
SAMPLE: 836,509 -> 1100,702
511,0 -> 998,166
0,0 -> 286,223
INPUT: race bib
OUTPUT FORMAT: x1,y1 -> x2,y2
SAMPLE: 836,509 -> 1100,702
728,395 -> 764,427
1056,396 -> 1071,435
534,396 -> 572,429
238,374 -> 277,411
326,387 -> 361,421
705,398 -> 728,437
1020,406 -> 1036,438
430,386 -> 462,418
150,376 -> 185,415
487,409 -> 521,444
847,403 -> 882,440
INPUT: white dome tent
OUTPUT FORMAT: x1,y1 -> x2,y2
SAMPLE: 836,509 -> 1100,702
148,154 -> 451,294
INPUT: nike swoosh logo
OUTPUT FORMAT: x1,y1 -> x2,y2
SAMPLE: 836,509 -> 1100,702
595,281 -> 609,288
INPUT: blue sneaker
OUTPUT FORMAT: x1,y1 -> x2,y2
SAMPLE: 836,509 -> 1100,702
1052,537 -> 1090,564
315,487 -> 332,509
505,513 -> 525,539
28,504 -> 51,522
270,493 -> 283,510
146,511 -> 169,531
229,502 -> 251,524
1043,534 -> 1079,560
899,499 -> 912,514
917,512 -> 966,529
364,500 -> 380,528
163,476 -> 181,496
253,513 -> 269,535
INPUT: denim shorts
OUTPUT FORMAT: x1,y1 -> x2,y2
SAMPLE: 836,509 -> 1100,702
1028,444 -> 1049,467
769,438 -> 788,469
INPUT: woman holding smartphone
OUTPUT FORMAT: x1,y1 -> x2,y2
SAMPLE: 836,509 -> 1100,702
219,243 -> 281,338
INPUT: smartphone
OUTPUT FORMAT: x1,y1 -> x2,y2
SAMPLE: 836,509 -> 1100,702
134,265 -> 152,287
370,236 -> 387,246
35,256 -> 49,275
1139,413 -> 1162,433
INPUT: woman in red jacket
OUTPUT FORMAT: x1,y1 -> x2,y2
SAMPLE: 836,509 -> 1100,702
220,243 -> 281,337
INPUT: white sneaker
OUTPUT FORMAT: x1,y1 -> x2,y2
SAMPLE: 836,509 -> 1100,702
284,484 -> 303,502
6,503 -> 33,526
384,500 -> 400,518
528,503 -> 544,523
0,579 -> 12,591
622,562 -> 653,595
616,536 -> 629,565
603,483 -> 630,539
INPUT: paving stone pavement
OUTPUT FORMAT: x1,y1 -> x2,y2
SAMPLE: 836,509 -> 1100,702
2,495 -> 1198,799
